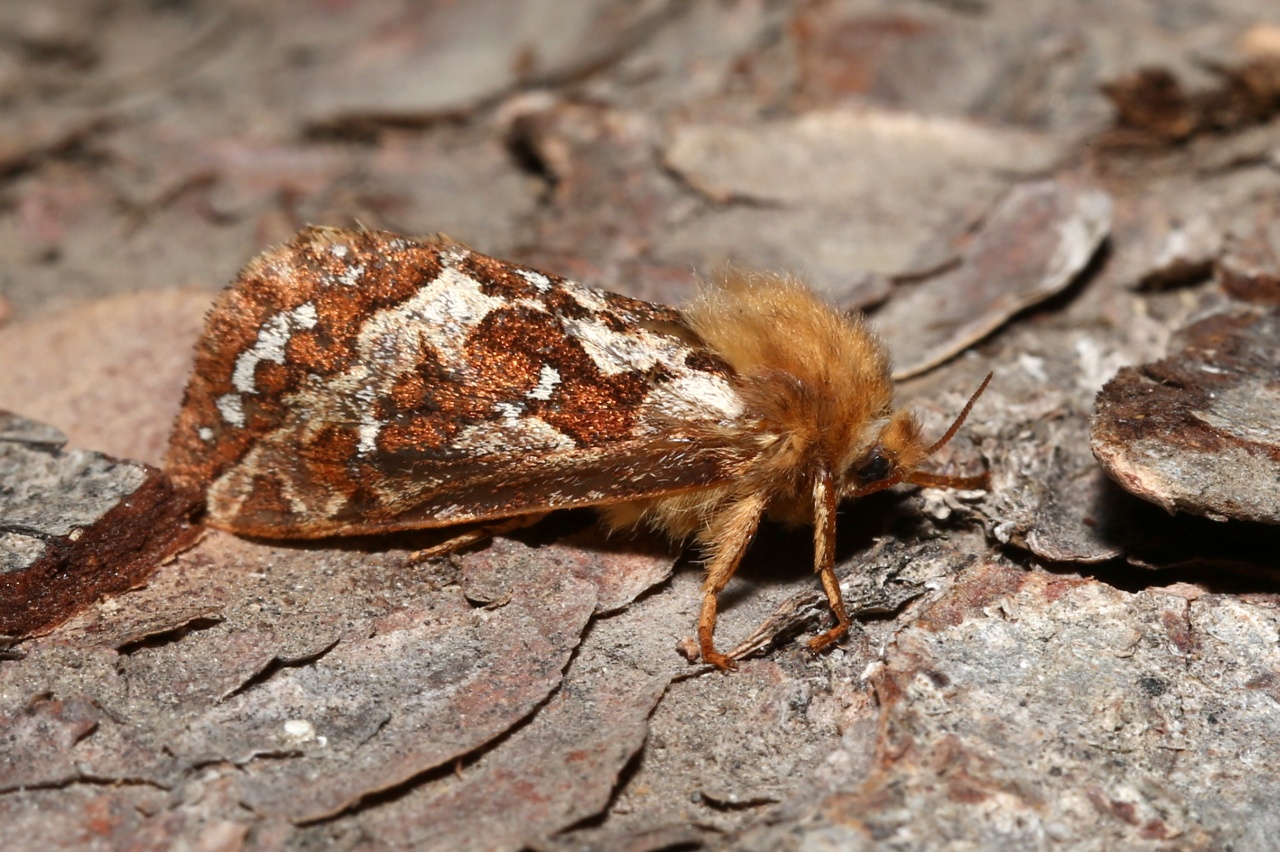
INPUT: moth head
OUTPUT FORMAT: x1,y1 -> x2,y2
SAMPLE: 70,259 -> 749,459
842,372 -> 992,498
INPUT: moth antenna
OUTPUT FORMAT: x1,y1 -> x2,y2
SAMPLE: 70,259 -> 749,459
921,372 -> 992,458
906,468 -> 989,490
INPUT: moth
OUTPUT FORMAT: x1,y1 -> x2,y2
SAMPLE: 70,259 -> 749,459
167,227 -> 990,670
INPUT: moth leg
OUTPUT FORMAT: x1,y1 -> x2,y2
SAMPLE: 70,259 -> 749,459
698,493 -> 767,672
806,467 -> 850,654
408,513 -> 548,562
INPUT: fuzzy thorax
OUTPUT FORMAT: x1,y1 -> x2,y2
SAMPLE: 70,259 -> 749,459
686,269 -> 901,474
604,269 -> 927,541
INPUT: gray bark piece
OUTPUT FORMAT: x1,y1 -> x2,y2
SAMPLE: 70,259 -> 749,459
1092,307 -> 1280,524
175,552 -> 599,822
0,532 -> 606,828
1,441 -> 146,539
0,412 -> 66,448
660,109 -> 1062,286
293,0 -> 674,125
664,110 -> 1060,208
1218,216 -> 1280,305
733,564 -> 1279,850
876,180 -> 1113,379
986,408 -> 1127,564
460,531 -> 675,616
358,669 -> 671,850
0,411 -> 199,637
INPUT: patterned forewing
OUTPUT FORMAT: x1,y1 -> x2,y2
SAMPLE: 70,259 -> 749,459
167,227 -> 752,536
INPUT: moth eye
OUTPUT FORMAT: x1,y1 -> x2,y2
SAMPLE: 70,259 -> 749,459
854,449 -> 892,484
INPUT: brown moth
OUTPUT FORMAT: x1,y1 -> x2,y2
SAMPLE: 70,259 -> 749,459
167,227 -> 990,670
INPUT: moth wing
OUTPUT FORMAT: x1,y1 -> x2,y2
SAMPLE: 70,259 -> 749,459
205,320 -> 753,536
207,426 -> 753,538
169,227 -> 754,537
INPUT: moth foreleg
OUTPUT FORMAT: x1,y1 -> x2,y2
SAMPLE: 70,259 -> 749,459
806,467 -> 850,654
697,493 -> 767,672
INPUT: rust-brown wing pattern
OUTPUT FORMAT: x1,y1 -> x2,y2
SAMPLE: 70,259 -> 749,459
167,227 -> 753,537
